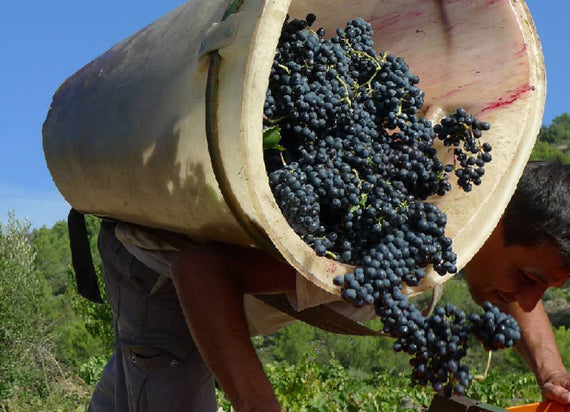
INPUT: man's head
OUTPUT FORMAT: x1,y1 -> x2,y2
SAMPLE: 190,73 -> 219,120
464,161 -> 570,312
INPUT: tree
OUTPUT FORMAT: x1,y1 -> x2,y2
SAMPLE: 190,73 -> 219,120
0,213 -> 111,409
0,213 -> 60,401
536,112 -> 570,145
531,113 -> 570,163
31,221 -> 71,294
31,214 -> 101,295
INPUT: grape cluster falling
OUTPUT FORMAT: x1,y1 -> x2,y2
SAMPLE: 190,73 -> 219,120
263,14 -> 520,396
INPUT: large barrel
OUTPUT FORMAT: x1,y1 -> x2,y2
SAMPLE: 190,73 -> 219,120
42,0 -> 545,297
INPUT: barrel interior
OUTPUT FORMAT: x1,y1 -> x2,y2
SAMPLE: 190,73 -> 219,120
245,0 -> 544,296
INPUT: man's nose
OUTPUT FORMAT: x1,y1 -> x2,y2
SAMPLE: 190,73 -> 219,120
515,285 -> 546,312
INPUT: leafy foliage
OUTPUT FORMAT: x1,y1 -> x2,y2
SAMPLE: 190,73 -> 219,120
553,327 -> 570,370
31,215 -> 101,295
531,112 -> 570,163
31,221 -> 71,294
263,125 -> 285,151
216,350 -> 541,411
0,213 -> 110,410
0,213 -> 64,404
466,371 -> 539,407
537,113 -> 570,144
78,355 -> 108,387
530,141 -> 570,163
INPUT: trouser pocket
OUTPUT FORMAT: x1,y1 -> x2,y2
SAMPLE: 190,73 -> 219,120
121,345 -> 216,412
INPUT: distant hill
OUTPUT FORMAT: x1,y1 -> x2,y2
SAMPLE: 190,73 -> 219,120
531,112 -> 570,163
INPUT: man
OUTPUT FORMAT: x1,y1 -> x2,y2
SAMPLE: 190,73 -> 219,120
89,161 -> 570,411
87,220 -> 223,412
88,219 -> 374,411
464,161 -> 570,404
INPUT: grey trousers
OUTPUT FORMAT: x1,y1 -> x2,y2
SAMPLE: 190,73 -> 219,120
88,221 -> 216,412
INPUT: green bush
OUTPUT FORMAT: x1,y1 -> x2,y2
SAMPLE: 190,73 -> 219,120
554,327 -> 570,370
78,355 -> 109,387
0,214 -> 58,401
215,349 -> 541,411
0,214 -> 105,411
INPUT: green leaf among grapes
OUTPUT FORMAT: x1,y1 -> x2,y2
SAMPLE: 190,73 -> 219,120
263,125 -> 285,151
348,193 -> 368,213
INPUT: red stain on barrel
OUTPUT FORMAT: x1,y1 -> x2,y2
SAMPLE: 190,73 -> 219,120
480,83 -> 535,113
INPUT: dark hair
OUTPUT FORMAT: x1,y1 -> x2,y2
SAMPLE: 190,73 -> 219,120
503,161 -> 570,268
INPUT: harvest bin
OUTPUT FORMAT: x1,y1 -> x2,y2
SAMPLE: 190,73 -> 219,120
42,0 -> 545,297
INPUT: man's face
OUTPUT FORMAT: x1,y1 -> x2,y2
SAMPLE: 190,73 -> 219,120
464,221 -> 569,312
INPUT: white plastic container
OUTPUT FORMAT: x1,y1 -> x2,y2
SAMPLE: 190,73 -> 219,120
43,0 -> 545,297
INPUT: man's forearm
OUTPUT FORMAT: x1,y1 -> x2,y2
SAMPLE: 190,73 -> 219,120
500,300 -> 566,384
170,243 -> 296,412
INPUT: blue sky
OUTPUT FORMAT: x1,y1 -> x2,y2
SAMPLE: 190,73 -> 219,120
0,0 -> 568,229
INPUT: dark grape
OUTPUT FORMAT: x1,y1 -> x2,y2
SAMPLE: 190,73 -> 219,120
434,108 -> 493,192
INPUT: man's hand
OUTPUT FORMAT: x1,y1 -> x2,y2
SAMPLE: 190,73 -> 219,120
498,300 -> 570,406
540,371 -> 570,404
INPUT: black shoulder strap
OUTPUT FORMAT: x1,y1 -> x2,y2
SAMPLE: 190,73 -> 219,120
67,208 -> 103,303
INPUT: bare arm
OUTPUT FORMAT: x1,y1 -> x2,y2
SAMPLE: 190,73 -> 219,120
500,300 -> 570,404
170,243 -> 296,412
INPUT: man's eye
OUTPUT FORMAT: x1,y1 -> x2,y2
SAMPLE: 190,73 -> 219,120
519,270 -> 546,287
518,271 -> 534,284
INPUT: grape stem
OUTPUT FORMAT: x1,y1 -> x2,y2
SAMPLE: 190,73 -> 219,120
483,350 -> 493,379
325,250 -> 338,259
335,75 -> 353,114
277,63 -> 290,74
264,114 -> 288,125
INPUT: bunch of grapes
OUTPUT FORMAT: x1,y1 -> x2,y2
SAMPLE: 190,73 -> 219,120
470,301 -> 522,351
263,14 -> 517,396
436,108 -> 493,192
